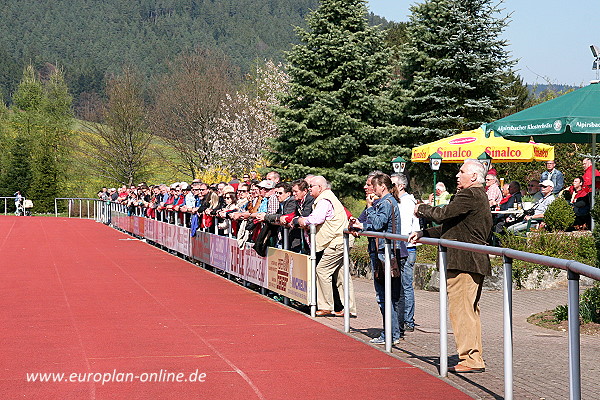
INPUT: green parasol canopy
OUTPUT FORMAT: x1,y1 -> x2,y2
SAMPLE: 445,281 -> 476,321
485,81 -> 600,143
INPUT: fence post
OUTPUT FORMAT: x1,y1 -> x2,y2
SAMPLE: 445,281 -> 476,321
384,238 -> 393,353
343,232 -> 351,333
438,244 -> 448,376
503,255 -> 514,400
283,227 -> 289,250
567,269 -> 581,400
54,199 -> 58,217
282,227 -> 290,306
309,224 -> 317,318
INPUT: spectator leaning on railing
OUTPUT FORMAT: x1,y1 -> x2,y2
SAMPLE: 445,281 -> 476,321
298,175 -> 356,318
391,172 -> 421,334
350,173 -> 406,344
410,159 -> 492,374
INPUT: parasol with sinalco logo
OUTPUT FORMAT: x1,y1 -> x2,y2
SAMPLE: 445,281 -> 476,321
410,128 -> 554,163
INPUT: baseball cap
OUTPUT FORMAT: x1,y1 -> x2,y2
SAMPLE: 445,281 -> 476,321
540,179 -> 554,187
258,180 -> 275,189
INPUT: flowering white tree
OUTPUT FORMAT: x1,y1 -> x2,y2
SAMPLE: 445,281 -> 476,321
216,60 -> 289,172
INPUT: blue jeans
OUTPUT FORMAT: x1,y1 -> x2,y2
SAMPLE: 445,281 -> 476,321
371,252 -> 402,340
400,247 -> 416,328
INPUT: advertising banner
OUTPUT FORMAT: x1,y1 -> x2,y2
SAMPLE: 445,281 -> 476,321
191,231 -> 212,264
174,225 -> 190,256
243,244 -> 268,287
145,218 -> 155,242
228,239 -> 245,278
267,248 -> 310,305
210,235 -> 230,271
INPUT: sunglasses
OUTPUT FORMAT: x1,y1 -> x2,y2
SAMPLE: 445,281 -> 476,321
275,191 -> 285,195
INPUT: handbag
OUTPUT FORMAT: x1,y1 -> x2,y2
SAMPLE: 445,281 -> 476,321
373,198 -> 402,281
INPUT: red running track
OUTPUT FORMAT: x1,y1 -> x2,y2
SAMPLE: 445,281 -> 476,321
0,216 -> 471,399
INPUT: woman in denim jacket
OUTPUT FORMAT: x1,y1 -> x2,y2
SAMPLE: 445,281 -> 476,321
351,173 -> 407,344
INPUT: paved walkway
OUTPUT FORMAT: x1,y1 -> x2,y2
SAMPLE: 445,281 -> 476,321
315,277 -> 600,399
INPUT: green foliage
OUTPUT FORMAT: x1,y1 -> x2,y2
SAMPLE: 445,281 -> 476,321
544,196 -> 575,232
580,283 -> 600,323
553,304 -> 569,322
497,230 -> 596,288
398,0 -> 514,141
271,0 -> 399,196
1,65 -> 73,212
553,283 -> 600,324
0,0 -> 321,107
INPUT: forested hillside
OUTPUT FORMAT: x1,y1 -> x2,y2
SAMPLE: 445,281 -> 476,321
0,0 -> 387,107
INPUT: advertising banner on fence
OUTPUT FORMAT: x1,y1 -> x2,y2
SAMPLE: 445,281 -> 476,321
267,248 -> 310,304
145,218 -> 155,242
210,235 -> 230,271
243,244 -> 268,287
191,231 -> 211,264
175,225 -> 190,257
226,240 -> 268,287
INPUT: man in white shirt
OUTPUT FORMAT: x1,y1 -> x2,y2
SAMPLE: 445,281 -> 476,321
391,173 -> 421,332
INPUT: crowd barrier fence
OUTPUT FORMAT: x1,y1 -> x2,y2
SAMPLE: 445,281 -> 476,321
54,198 -> 599,400
1,197 -> 18,215
343,230 -> 600,400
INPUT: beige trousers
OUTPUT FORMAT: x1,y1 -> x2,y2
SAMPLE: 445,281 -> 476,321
316,243 -> 356,314
446,269 -> 485,369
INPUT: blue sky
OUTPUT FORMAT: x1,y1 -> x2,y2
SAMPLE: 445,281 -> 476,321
366,0 -> 600,86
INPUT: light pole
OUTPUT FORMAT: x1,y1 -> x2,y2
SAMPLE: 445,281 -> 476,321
429,152 -> 443,206
391,156 -> 407,174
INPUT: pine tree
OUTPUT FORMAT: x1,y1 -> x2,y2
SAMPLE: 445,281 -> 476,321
7,65 -> 44,199
399,0 -> 514,142
270,0 -> 398,194
28,67 -> 73,212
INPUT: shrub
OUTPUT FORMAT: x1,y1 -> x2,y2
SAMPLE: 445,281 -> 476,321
544,196 -> 575,231
580,282 -> 600,323
553,304 -> 569,322
497,230 -> 596,288
553,282 -> 600,324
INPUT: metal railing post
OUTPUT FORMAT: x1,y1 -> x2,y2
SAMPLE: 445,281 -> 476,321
309,224 -> 317,317
438,244 -> 448,376
283,227 -> 289,250
567,269 -> 581,400
343,232 -> 351,333
54,199 -> 58,217
79,199 -> 82,218
503,255 -> 514,400
384,238 -> 393,353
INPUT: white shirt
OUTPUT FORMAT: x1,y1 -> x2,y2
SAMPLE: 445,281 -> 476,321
397,192 -> 421,248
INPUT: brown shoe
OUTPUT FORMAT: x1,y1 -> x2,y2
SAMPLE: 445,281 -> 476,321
448,364 -> 485,373
334,310 -> 357,318
315,310 -> 334,317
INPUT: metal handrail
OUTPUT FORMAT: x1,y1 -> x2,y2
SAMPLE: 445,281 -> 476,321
1,197 -> 18,215
342,229 -> 598,400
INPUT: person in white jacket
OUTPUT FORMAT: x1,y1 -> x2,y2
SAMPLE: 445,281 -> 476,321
391,173 -> 421,332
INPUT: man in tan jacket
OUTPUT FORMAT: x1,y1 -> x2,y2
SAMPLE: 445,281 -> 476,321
298,176 -> 356,317
409,160 -> 492,373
